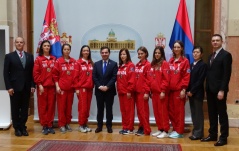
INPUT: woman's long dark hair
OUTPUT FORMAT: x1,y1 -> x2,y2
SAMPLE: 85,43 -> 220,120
79,45 -> 94,65
61,44 -> 71,57
38,40 -> 51,56
151,46 -> 166,67
137,46 -> 149,58
118,48 -> 132,66
172,40 -> 185,58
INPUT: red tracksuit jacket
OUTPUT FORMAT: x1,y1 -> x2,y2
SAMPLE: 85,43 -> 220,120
168,56 -> 190,91
33,55 -> 56,87
117,61 -> 135,94
149,60 -> 170,93
74,58 -> 94,89
134,60 -> 151,94
52,57 -> 76,91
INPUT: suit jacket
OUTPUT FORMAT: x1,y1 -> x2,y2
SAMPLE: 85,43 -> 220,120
4,51 -> 35,92
92,59 -> 118,96
187,59 -> 207,100
206,48 -> 232,93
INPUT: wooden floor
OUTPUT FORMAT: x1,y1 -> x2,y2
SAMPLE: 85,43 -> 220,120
0,116 -> 239,151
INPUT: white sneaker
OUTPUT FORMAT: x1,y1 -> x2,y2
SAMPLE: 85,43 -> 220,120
59,126 -> 66,134
168,131 -> 176,135
157,131 -> 168,138
79,126 -> 87,133
85,126 -> 92,132
152,131 -> 162,137
169,131 -> 183,138
128,130 -> 134,134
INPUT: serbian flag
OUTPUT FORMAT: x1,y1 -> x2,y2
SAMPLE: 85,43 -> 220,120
169,0 -> 194,63
37,0 -> 62,58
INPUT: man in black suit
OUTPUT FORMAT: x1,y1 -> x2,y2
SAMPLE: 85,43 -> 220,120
92,46 -> 118,133
201,34 -> 232,146
3,37 -> 35,136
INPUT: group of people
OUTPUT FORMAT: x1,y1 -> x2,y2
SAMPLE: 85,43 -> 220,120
3,34 -> 232,147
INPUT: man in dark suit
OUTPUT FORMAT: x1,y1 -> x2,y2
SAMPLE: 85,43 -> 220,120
201,34 -> 232,146
92,46 -> 118,133
3,37 -> 35,136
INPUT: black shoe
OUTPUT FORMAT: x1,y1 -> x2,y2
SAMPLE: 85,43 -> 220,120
95,127 -> 102,133
135,127 -> 143,135
21,129 -> 29,136
214,140 -> 227,146
107,127 -> 113,133
48,127 -> 55,134
119,129 -> 124,134
15,129 -> 22,137
189,135 -> 201,140
201,136 -> 217,142
42,127 -> 48,135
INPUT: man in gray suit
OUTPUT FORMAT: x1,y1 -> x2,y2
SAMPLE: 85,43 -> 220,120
3,37 -> 35,136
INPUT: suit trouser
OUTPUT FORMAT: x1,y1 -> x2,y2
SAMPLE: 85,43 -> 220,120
77,88 -> 93,126
168,90 -> 186,134
207,90 -> 228,141
189,96 -> 204,138
37,86 -> 56,127
151,92 -> 170,132
135,93 -> 151,134
96,92 -> 114,128
118,93 -> 135,130
10,85 -> 30,130
57,90 -> 74,127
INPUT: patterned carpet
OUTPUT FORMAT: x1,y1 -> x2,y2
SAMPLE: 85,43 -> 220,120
28,140 -> 182,151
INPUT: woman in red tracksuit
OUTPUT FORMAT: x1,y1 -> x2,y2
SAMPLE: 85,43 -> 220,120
117,48 -> 135,135
149,46 -> 170,138
134,46 -> 151,136
168,40 -> 190,138
33,40 -> 56,135
52,44 -> 76,134
74,45 -> 94,133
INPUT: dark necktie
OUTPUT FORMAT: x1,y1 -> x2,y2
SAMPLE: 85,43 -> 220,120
210,52 -> 216,65
103,61 -> 107,75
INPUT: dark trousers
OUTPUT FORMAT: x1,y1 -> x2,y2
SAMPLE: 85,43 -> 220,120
96,92 -> 114,128
189,97 -> 204,138
10,85 -> 30,131
207,90 -> 229,141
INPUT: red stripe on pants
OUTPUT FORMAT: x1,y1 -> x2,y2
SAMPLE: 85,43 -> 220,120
168,90 -> 186,134
152,93 -> 170,132
37,86 -> 56,127
57,90 -> 74,127
77,88 -> 93,126
135,93 -> 151,134
118,94 -> 135,130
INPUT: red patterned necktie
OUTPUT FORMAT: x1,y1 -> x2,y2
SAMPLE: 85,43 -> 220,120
19,51 -> 23,58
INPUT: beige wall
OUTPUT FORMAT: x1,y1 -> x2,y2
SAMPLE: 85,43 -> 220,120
0,0 -> 28,51
218,0 -> 239,127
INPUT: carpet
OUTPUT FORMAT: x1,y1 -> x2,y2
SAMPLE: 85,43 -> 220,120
28,140 -> 182,151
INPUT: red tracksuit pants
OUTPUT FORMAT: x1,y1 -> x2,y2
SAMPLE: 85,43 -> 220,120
77,88 -> 93,126
135,93 -> 151,134
168,90 -> 186,134
37,86 -> 56,127
151,92 -> 170,132
118,94 -> 135,131
57,90 -> 74,127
